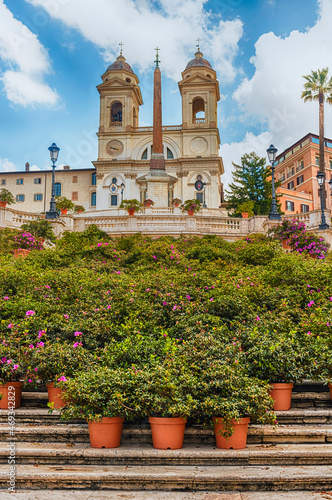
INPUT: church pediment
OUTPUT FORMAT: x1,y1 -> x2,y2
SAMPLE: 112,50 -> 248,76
179,73 -> 217,86
97,77 -> 135,90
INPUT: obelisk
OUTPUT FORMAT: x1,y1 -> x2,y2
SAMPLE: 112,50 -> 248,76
145,47 -> 172,207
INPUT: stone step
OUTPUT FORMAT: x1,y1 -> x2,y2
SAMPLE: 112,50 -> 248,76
19,390 -> 332,409
3,407 -> 332,426
2,423 -> 332,445
3,464 -> 332,491
2,443 -> 332,467
0,490 -> 331,500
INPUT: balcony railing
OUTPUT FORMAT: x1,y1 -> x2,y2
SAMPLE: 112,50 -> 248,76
193,118 -> 205,124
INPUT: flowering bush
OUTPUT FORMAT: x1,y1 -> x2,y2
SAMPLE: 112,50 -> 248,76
119,199 -> 142,212
13,232 -> 42,250
269,218 -> 329,259
180,199 -> 201,213
0,345 -> 26,384
143,199 -> 154,207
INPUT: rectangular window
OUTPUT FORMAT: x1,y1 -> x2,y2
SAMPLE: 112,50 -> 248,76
16,178 -> 23,185
286,200 -> 294,211
16,194 -> 25,202
297,175 -> 304,185
34,193 -> 43,201
72,192 -> 78,201
329,159 -> 332,169
111,194 -> 118,206
196,192 -> 204,203
297,160 -> 304,172
287,180 -> 294,190
316,156 -> 319,165
72,176 -> 78,183
279,172 -> 285,181
34,178 -> 42,184
301,204 -> 309,213
1,179 -> 5,185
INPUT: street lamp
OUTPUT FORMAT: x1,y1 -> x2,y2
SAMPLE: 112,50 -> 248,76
45,143 -> 60,219
120,183 -> 125,202
266,144 -> 281,220
316,170 -> 329,230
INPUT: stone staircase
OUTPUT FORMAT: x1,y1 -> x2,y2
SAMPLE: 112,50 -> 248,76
1,384 -> 332,494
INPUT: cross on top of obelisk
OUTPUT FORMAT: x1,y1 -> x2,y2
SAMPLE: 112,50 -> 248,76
154,47 -> 160,68
119,42 -> 124,56
196,37 -> 201,51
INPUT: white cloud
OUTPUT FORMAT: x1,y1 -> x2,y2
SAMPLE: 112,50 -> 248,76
232,0 -> 332,154
0,158 -> 17,172
24,0 -> 243,83
220,131 -> 272,191
0,0 -> 58,106
29,164 -> 40,171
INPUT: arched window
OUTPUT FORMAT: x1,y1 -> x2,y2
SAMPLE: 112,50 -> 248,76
167,147 -> 174,159
91,172 -> 96,186
91,191 -> 96,207
54,182 -> 61,196
192,97 -> 205,123
141,148 -> 148,160
111,101 -> 122,123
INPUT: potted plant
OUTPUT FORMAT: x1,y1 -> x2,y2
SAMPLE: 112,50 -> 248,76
133,356 -> 198,450
238,325 -> 308,411
119,199 -> 142,216
55,196 -> 75,215
191,356 -> 275,449
172,198 -> 182,208
143,199 -> 154,209
237,200 -> 254,219
0,345 -> 26,409
0,188 -> 15,208
180,199 -> 201,216
74,205 -> 86,214
20,219 -> 56,245
61,366 -> 139,448
31,341 -> 93,409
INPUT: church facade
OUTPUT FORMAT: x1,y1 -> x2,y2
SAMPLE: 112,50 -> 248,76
92,48 -> 224,212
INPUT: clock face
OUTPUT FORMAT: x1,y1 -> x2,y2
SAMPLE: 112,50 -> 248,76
106,140 -> 123,157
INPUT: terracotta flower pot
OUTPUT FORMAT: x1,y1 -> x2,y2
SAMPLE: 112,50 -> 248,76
88,417 -> 125,448
187,210 -> 194,216
0,201 -> 7,208
281,240 -> 291,252
269,382 -> 293,411
13,249 -> 30,259
0,382 -> 23,409
149,416 -> 187,450
145,203 -> 152,208
127,208 -> 135,216
241,212 -> 249,218
60,209 -> 68,215
173,203 -> 180,207
213,417 -> 250,450
46,383 -> 67,409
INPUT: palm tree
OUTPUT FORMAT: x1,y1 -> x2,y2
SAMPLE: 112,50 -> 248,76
301,68 -> 332,206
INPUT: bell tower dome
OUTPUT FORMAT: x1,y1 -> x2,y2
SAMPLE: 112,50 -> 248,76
178,48 -> 220,130
97,51 -> 143,134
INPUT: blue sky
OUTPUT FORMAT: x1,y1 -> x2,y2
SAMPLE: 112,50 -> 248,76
0,0 -> 330,187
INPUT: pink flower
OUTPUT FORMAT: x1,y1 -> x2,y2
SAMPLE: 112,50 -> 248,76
107,305 -> 111,309
26,310 -> 35,316
209,298 -> 214,301
28,344 -> 34,349
186,295 -> 191,300
162,301 -> 167,305
7,360 -> 11,364
255,316 -> 260,321
307,301 -> 314,307
173,305 -> 177,311
63,314 -> 69,319
74,332 -> 82,337
34,367 -> 38,371
3,296 -> 9,300
57,376 -> 68,382
12,365 -> 19,370
7,324 -> 12,329
28,379 -> 32,383
37,342 -> 44,347
73,342 -> 80,348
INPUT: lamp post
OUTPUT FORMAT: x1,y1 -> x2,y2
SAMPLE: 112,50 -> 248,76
120,183 -> 125,202
45,143 -> 60,219
266,144 -> 281,220
317,170 -> 329,229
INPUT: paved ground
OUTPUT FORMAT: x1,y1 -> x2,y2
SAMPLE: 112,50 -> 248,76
1,491 -> 332,499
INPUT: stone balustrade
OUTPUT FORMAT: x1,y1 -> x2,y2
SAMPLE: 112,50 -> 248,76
0,206 -> 331,243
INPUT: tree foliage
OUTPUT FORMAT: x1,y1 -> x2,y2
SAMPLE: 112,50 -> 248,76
226,152 -> 281,216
